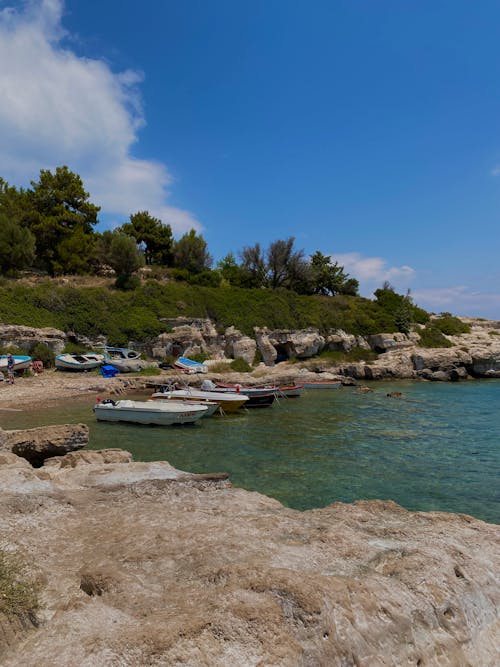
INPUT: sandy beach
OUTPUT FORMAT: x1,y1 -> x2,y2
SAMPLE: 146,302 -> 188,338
0,370 -> 140,410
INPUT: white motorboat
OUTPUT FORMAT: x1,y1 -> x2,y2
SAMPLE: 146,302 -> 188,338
56,353 -> 106,371
93,398 -> 208,425
152,397 -> 220,417
151,387 -> 248,413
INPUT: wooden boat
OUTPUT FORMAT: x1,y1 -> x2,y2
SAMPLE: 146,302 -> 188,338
206,381 -> 275,408
275,384 -> 303,398
299,379 -> 342,389
102,347 -> 146,373
174,356 -> 208,374
151,387 -> 248,413
214,380 -> 303,400
55,353 -> 106,372
93,398 -> 207,425
0,354 -> 32,372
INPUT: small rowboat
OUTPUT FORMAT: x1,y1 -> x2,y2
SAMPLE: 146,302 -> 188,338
174,356 -> 208,374
0,355 -> 32,372
299,379 -> 342,389
56,353 -> 106,372
94,398 -> 207,425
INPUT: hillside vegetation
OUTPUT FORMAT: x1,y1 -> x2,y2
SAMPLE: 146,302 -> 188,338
0,278 -> 434,346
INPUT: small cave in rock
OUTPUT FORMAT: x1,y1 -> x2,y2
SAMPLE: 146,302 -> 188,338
273,343 -> 294,363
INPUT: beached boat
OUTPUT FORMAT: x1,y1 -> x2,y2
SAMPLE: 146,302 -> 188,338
299,379 -> 342,389
0,354 -> 32,372
151,387 -> 248,413
55,353 -> 106,372
102,347 -> 146,373
94,398 -> 207,425
174,356 -> 208,374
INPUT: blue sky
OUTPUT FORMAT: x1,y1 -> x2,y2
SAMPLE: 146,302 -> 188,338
1,0 -> 500,317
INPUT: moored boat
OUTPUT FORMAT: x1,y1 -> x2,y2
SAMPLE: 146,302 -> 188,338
151,397 -> 220,417
205,380 -> 275,408
275,384 -> 303,398
0,354 -> 32,372
151,387 -> 248,413
94,398 -> 207,425
55,353 -> 106,372
299,379 -> 342,389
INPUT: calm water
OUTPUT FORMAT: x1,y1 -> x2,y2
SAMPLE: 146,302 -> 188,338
1,380 -> 499,524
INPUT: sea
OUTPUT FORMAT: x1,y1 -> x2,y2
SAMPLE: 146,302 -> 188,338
1,379 -> 499,524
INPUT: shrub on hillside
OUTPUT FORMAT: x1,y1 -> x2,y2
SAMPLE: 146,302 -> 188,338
417,325 -> 453,348
230,358 -> 252,372
432,314 -> 470,335
31,343 -> 55,368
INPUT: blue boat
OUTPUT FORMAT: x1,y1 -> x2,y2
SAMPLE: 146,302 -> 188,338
174,356 -> 208,374
0,354 -> 32,372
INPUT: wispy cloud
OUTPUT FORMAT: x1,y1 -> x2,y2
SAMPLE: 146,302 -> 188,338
0,0 -> 199,234
329,252 -> 416,295
412,286 -> 500,319
491,166 -> 500,176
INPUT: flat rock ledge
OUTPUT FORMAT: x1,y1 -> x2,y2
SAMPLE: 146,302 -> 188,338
0,448 -> 498,666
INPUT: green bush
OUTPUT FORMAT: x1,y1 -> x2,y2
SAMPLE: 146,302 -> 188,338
230,358 -> 252,372
31,343 -> 55,368
432,315 -> 470,335
317,348 -> 379,363
417,325 -> 453,348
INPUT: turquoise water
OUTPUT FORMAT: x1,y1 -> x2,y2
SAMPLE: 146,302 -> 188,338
1,380 -> 499,524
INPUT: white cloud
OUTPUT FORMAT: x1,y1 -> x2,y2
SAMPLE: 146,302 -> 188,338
329,252 -> 416,295
412,286 -> 500,319
491,166 -> 500,176
0,0 -> 199,234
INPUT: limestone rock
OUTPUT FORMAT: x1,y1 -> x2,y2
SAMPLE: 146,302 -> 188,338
224,327 -> 256,365
0,424 -> 89,467
255,328 -> 278,366
43,448 -> 133,469
0,460 -> 497,667
0,324 -> 66,354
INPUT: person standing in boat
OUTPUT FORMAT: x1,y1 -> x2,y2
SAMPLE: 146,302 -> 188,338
7,353 -> 14,384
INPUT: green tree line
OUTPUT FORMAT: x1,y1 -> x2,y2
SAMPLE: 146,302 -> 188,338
0,165 -> 358,296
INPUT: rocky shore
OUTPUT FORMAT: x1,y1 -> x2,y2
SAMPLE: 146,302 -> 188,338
0,439 -> 498,666
1,319 -> 500,664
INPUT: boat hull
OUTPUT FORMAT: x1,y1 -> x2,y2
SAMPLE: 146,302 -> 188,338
94,399 -> 207,425
174,356 -> 208,374
300,380 -> 341,389
56,353 -> 106,372
0,355 -> 32,372
152,389 -> 248,413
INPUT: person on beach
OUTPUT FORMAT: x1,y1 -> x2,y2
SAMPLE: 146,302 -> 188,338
7,353 -> 14,384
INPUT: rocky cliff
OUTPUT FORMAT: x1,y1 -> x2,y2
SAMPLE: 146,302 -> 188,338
0,448 -> 498,666
3,317 -> 500,382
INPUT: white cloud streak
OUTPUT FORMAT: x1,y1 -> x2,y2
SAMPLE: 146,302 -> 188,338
326,250 -> 500,318
0,0 -> 199,234
329,252 -> 416,295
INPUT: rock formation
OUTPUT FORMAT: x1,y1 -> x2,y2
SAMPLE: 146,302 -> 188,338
0,424 -> 88,467
0,448 -> 498,666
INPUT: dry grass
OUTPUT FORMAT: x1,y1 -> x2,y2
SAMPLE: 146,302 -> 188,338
0,549 -> 40,622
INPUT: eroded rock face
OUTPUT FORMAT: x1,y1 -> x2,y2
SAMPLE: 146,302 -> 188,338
0,424 -> 89,467
0,324 -> 66,354
0,450 -> 498,666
